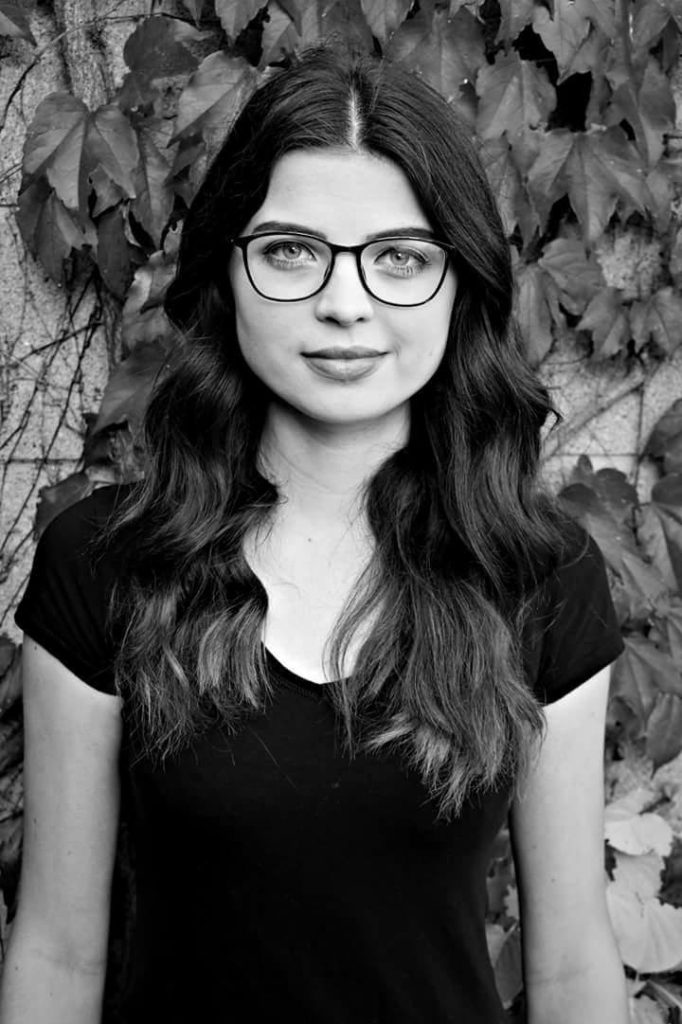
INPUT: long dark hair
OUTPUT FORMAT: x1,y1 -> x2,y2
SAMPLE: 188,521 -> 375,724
102,48 -> 566,817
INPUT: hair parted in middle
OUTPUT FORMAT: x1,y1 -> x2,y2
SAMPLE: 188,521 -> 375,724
99,46 -> 569,818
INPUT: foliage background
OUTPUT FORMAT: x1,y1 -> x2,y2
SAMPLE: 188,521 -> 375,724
2,0 -> 682,1019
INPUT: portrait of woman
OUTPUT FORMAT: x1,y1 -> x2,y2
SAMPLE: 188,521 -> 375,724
1,47 -> 629,1024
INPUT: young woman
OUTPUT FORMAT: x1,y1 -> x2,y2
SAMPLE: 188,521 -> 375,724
2,49 -> 628,1024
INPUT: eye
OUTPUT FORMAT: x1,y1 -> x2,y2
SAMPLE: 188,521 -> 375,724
263,239 -> 317,263
374,244 -> 429,275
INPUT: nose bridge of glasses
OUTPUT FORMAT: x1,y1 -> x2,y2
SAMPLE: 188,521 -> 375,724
322,241 -> 371,292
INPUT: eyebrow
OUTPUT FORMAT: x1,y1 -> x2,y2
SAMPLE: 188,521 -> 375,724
246,220 -> 437,241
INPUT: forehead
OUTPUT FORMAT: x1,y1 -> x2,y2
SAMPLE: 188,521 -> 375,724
242,148 -> 431,241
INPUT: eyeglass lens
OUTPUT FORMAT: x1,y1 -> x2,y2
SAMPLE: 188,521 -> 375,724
242,234 -> 448,304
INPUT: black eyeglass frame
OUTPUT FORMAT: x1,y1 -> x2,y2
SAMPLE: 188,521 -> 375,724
231,232 -> 456,308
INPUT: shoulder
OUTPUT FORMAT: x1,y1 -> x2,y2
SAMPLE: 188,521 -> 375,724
522,515 -> 623,705
39,481 -> 134,550
15,483 -> 136,696
34,481 -> 137,588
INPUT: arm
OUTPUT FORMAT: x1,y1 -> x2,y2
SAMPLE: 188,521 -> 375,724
0,636 -> 123,1024
509,666 -> 629,1024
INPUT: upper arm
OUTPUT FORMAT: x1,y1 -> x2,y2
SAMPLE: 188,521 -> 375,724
509,667 -> 611,984
15,635 -> 123,969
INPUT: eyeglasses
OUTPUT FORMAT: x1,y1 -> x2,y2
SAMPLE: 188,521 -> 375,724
231,232 -> 454,307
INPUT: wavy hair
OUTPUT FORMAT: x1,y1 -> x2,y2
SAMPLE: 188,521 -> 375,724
101,48 -> 567,818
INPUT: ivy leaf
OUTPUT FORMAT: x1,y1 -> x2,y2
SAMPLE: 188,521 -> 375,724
479,138 -> 538,243
651,474 -> 682,590
606,786 -> 654,818
605,796 -> 674,856
121,227 -> 181,353
262,0 -> 373,64
172,52 -> 260,149
670,226 -> 682,288
606,882 -> 682,973
630,995 -> 667,1024
637,506 -> 678,591
645,398 -> 682,474
275,0 -> 304,32
646,166 -> 674,232
608,60 -> 676,167
388,8 -> 486,105
526,129 -> 573,230
569,24 -> 612,78
612,850 -> 664,901
90,167 -> 127,218
215,0 -> 267,37
181,0 -> 205,23
538,238 -> 603,315
561,132 -> 614,239
611,638 -> 682,724
96,209 -> 135,300
486,854 -> 515,918
22,94 -> 90,214
664,599 -> 682,670
567,461 -> 638,529
559,461 -> 670,623
632,59 -> 675,165
496,0 -> 535,42
619,548 -> 671,621
95,339 -> 171,437
630,289 -> 682,355
123,15 -> 205,84
261,1 -> 298,63
514,262 -> 554,365
0,0 -> 36,43
360,0 -> 412,41
292,0 -> 375,50
646,691 -> 682,768
558,489 -> 628,583
486,922 -> 507,961
577,286 -> 629,358
564,129 -> 648,242
476,52 -> 555,140
532,0 -> 591,80
168,138 -> 206,207
491,924 -> 523,1009
17,181 -> 96,283
632,0 -> 677,53
87,104 -> 139,199
130,127 -> 173,249
503,884 -> 519,921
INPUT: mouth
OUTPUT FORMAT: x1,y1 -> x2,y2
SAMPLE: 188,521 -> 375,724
304,347 -> 386,360
302,349 -> 386,382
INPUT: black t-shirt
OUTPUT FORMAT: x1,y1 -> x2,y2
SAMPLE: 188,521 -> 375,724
15,484 -> 624,1024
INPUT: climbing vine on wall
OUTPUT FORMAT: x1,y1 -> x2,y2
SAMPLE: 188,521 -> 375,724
3,0 -> 682,1018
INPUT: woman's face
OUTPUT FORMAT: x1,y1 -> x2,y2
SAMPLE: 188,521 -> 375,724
228,147 -> 457,431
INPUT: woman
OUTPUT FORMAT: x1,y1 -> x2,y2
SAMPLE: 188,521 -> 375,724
2,49 -> 628,1024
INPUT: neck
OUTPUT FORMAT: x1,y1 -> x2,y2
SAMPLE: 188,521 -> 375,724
259,402 -> 409,524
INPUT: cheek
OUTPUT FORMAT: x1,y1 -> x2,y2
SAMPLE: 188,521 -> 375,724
393,305 -> 452,377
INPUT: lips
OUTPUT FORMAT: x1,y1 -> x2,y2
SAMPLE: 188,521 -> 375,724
303,348 -> 386,382
305,347 -> 385,359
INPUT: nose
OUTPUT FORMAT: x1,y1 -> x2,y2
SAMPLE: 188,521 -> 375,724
313,252 -> 374,325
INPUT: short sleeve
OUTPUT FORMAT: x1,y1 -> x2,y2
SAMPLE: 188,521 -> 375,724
14,485 -> 126,695
523,523 -> 624,705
